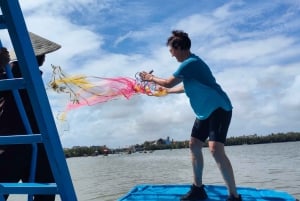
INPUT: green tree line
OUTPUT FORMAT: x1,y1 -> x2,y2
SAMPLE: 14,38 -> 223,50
64,132 -> 300,158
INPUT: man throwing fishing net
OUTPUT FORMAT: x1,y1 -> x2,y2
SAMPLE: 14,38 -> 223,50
140,30 -> 242,201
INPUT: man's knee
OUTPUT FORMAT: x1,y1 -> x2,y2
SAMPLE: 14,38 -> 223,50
208,141 -> 225,159
190,138 -> 204,155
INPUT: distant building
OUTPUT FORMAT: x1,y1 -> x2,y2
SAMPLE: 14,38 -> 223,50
155,136 -> 171,145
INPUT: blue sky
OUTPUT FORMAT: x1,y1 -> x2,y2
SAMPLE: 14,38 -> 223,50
1,0 -> 300,148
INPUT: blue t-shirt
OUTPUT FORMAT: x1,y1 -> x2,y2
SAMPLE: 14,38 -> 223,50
173,54 -> 232,120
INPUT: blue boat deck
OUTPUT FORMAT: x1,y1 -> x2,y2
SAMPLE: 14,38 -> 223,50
118,184 -> 297,201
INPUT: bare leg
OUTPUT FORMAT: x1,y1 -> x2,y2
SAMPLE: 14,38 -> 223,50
180,137 -> 208,201
208,141 -> 239,197
190,137 -> 205,187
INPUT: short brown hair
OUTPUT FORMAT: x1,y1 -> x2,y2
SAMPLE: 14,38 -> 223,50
166,30 -> 191,50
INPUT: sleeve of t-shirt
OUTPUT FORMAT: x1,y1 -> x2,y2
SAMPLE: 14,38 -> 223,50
173,62 -> 187,79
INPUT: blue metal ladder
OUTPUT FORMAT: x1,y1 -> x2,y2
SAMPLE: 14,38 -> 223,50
0,0 -> 78,200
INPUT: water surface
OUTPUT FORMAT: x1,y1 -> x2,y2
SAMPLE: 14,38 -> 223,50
8,141 -> 300,201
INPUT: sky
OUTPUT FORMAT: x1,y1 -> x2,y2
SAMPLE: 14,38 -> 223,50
1,0 -> 300,148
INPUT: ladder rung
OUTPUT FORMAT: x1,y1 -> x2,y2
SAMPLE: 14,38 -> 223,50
0,78 -> 26,91
0,183 -> 58,194
0,134 -> 43,145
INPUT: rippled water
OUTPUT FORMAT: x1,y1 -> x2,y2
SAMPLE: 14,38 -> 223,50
8,141 -> 300,201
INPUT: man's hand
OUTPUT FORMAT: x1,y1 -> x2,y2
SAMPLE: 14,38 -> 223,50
139,70 -> 154,81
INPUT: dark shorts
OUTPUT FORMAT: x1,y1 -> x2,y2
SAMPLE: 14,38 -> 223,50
191,108 -> 232,144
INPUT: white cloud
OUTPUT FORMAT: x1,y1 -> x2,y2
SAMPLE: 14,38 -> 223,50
208,36 -> 295,63
281,74 -> 300,108
217,63 -> 300,136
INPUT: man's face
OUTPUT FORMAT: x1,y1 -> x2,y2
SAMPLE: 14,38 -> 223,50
0,48 -> 10,67
169,46 -> 184,62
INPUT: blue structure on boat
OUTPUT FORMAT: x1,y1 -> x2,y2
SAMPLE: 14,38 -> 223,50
118,184 -> 297,201
0,0 -> 77,200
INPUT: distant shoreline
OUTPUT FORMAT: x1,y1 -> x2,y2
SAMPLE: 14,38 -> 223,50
64,132 -> 300,158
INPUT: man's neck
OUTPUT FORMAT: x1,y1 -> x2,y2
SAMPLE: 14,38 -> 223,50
180,50 -> 191,61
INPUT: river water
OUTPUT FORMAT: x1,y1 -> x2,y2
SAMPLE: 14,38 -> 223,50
8,141 -> 300,201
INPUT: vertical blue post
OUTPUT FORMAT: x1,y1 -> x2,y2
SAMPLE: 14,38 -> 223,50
0,0 -> 78,200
